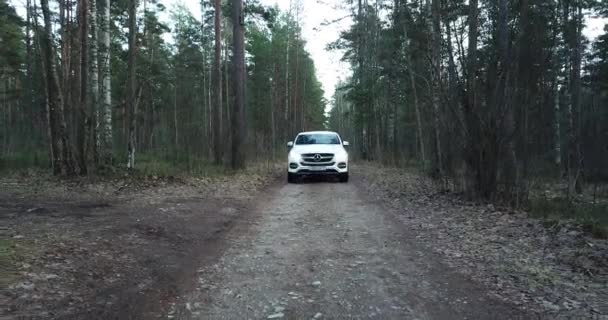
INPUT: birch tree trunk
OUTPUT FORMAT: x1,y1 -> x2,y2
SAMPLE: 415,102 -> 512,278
552,3 -> 562,169
99,0 -> 113,165
553,81 -> 562,167
89,0 -> 100,164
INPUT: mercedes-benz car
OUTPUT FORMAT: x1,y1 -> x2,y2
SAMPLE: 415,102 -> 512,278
287,131 -> 349,183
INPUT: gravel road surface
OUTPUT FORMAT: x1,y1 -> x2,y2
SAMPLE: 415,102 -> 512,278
175,177 -> 530,319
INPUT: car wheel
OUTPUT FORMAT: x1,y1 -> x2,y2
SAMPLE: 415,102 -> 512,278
339,173 -> 349,183
287,172 -> 297,183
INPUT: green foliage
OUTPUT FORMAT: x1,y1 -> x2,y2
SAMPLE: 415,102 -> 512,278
0,0 -> 326,173
529,197 -> 608,238
0,0 -> 24,70
247,11 -> 326,151
329,0 -> 608,199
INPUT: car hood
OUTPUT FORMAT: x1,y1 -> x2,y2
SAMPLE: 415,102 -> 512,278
291,144 -> 345,154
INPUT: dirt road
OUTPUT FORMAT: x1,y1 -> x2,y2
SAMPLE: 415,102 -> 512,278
172,177 -> 529,319
5,167 -> 605,319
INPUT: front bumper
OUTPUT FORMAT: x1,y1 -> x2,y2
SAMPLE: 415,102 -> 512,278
287,161 -> 348,175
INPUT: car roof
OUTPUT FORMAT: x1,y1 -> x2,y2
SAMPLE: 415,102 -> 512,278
297,131 -> 338,135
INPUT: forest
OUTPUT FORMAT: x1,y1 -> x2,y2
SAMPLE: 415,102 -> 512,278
328,0 -> 608,206
3,0 -> 608,317
0,0 -> 326,173
1,0 -> 608,205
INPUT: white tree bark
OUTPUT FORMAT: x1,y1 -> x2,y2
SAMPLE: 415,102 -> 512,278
99,0 -> 112,164
89,0 -> 100,162
553,81 -> 562,167
552,4 -> 562,169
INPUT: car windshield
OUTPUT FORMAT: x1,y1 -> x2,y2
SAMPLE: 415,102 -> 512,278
295,134 -> 340,145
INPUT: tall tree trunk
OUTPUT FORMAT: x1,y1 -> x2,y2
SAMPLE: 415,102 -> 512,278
463,0 -> 479,197
199,9 -> 208,158
127,0 -> 137,169
26,0 -> 33,101
552,3 -> 562,169
90,0 -> 100,166
301,72 -> 306,130
77,0 -> 89,173
213,0 -> 223,164
174,71 -> 178,148
284,0 -> 291,139
445,12 -> 463,128
553,81 -> 562,167
40,0 -> 73,175
293,29 -> 300,132
410,67 -> 425,168
223,36 -> 230,154
429,0 -> 443,176
402,8 -> 426,168
231,0 -> 245,169
496,0 -> 517,200
60,0 -> 71,120
99,0 -> 112,165
271,57 -> 277,153
567,1 -> 583,197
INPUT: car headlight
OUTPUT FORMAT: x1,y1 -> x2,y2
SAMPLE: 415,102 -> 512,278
288,152 -> 301,162
335,151 -> 348,162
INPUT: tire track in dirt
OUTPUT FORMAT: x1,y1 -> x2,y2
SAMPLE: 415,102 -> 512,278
174,175 -> 532,319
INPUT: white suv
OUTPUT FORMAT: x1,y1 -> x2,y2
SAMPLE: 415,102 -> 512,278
287,131 -> 349,183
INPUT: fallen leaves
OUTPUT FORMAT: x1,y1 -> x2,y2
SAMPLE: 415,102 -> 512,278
1,164 -> 281,319
356,164 -> 608,318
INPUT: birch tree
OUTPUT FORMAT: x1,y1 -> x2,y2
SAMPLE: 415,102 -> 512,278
89,0 -> 100,165
99,0 -> 112,165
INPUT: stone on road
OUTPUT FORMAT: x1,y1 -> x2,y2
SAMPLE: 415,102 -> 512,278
184,178 -> 529,319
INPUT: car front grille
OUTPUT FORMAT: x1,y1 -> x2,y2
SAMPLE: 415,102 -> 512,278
301,153 -> 334,163
300,162 -> 336,167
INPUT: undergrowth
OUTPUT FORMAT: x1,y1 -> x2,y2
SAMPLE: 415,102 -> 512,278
529,197 -> 608,239
0,150 -> 48,172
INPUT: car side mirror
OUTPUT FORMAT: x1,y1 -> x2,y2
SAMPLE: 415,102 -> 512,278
287,141 -> 294,148
343,141 -> 350,146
